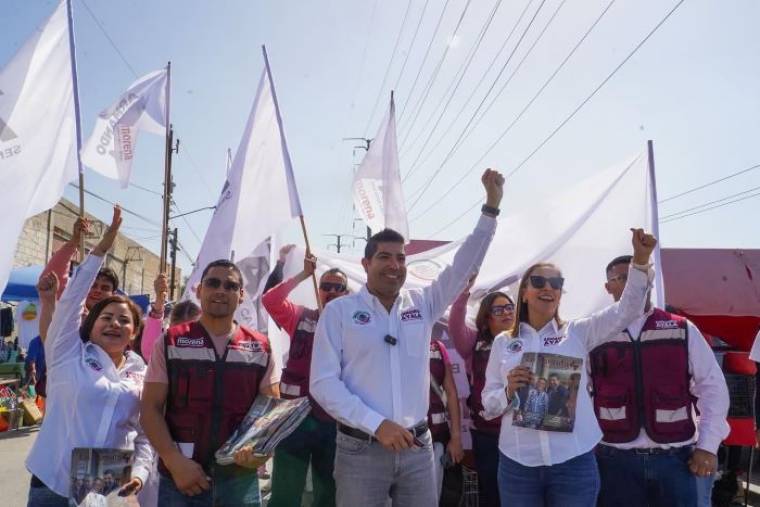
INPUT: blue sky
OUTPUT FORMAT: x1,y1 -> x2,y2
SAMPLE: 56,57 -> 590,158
3,0 -> 759,275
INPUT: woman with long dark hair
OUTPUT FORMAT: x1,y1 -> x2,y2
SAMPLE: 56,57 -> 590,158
448,281 -> 515,507
26,208 -> 153,506
481,229 -> 657,506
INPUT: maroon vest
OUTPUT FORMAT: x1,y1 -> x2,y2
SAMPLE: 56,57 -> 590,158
589,308 -> 696,444
279,307 -> 333,422
162,321 -> 270,473
469,332 -> 501,435
428,340 -> 450,443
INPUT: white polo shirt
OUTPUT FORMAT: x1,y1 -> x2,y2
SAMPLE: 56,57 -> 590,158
26,254 -> 154,497
310,214 -> 496,435
481,265 -> 651,467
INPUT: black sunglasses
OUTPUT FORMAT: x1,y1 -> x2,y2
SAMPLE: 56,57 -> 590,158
203,278 -> 241,291
320,282 -> 347,293
529,275 -> 564,290
490,304 -> 515,316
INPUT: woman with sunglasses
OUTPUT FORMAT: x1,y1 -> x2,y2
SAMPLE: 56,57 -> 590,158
26,207 -> 152,506
481,229 -> 657,507
448,279 -> 515,507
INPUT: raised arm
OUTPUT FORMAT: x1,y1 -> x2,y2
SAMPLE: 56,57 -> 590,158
573,228 -> 657,350
261,251 -> 313,337
43,217 -> 89,299
44,207 -> 122,368
424,169 -> 503,320
448,281 -> 479,361
141,273 -> 167,360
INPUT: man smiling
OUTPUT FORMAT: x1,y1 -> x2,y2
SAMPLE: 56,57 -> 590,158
310,169 -> 504,507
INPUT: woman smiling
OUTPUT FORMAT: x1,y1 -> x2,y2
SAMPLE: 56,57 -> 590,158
481,229 -> 657,507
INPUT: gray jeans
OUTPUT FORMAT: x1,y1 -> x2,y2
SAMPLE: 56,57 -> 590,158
334,428 -> 437,507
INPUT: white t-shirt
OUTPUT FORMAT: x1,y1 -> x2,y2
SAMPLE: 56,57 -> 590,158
749,329 -> 760,362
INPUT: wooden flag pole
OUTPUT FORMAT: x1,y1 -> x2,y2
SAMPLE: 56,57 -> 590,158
299,215 -> 323,311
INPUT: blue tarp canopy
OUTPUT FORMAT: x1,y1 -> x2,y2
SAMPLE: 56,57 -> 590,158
2,265 -> 43,302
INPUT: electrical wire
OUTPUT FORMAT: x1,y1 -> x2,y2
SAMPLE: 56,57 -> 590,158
659,163 -> 760,203
660,189 -> 760,224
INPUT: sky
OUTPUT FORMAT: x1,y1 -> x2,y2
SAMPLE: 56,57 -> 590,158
2,0 -> 759,277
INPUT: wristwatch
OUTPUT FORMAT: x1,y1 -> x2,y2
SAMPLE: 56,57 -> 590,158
481,204 -> 500,217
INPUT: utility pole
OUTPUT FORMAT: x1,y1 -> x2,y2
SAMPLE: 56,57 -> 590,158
161,124 -> 180,272
169,228 -> 178,300
342,137 -> 372,240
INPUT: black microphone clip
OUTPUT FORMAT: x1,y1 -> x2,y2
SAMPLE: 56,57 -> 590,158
384,334 -> 397,346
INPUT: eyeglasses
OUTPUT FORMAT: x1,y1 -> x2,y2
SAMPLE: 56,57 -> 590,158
202,278 -> 241,291
607,273 -> 628,284
490,304 -> 515,316
529,275 -> 564,290
319,282 -> 347,293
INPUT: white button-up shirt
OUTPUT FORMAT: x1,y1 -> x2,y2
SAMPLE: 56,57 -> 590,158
26,254 -> 154,497
749,329 -> 760,362
482,266 -> 650,467
310,214 -> 496,435
603,310 -> 729,453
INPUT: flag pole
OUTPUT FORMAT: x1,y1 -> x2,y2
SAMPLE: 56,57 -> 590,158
647,139 -> 666,307
160,61 -> 172,273
261,45 -> 321,310
65,0 -> 86,260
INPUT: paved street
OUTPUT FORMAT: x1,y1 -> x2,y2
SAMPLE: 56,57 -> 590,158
0,427 -> 36,506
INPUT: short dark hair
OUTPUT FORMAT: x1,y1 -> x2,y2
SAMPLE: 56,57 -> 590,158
606,255 -> 632,275
364,229 -> 405,259
96,267 -> 119,292
549,373 -> 560,380
80,295 -> 142,343
200,259 -> 243,284
170,300 -> 200,326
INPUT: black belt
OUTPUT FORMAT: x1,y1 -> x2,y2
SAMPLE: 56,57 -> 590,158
338,421 -> 428,442
597,443 -> 693,456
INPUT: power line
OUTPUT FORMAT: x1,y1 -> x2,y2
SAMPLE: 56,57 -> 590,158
401,0 -> 505,178
78,0 -> 138,77
67,183 -> 161,227
660,189 -> 760,224
392,0 -> 433,92
347,0 -> 381,119
416,0 -> 684,229
363,0 -> 415,136
659,163 -> 760,203
398,0 -> 474,147
406,0 -> 549,211
397,0 -> 452,123
660,184 -> 760,220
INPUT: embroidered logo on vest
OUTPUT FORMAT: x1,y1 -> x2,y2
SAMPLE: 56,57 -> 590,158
229,341 -> 263,353
655,320 -> 680,329
352,310 -> 371,325
176,336 -> 205,347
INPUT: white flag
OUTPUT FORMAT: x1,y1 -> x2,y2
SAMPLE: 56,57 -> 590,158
81,68 -> 168,188
0,0 -> 78,296
183,50 -> 303,322
352,93 -> 409,239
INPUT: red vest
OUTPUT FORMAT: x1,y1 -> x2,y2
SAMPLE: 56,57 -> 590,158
468,332 -> 501,435
162,321 -> 271,472
589,308 -> 696,444
279,307 -> 333,422
428,340 -> 450,443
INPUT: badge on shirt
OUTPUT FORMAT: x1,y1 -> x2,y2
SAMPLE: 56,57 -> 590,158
229,341 -> 262,353
507,339 -> 523,353
655,320 -> 679,330
176,336 -> 205,347
543,335 -> 566,346
400,308 -> 423,322
352,310 -> 371,325
84,357 -> 103,372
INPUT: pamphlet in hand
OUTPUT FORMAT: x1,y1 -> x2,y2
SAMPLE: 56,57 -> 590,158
215,395 -> 311,465
69,448 -> 134,507
512,352 -> 583,432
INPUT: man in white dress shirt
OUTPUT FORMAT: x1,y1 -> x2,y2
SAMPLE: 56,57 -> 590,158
591,254 -> 730,507
310,169 -> 504,507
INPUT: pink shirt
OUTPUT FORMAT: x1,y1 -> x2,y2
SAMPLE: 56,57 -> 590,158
261,277 -> 304,339
42,242 -> 77,299
447,291 -> 478,374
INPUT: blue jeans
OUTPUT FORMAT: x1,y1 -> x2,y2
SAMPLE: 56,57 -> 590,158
596,444 -> 697,507
26,481 -> 68,507
497,450 -> 600,507
334,428 -> 437,507
269,414 -> 336,507
471,429 -> 501,507
696,473 -> 716,507
158,467 -> 261,507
